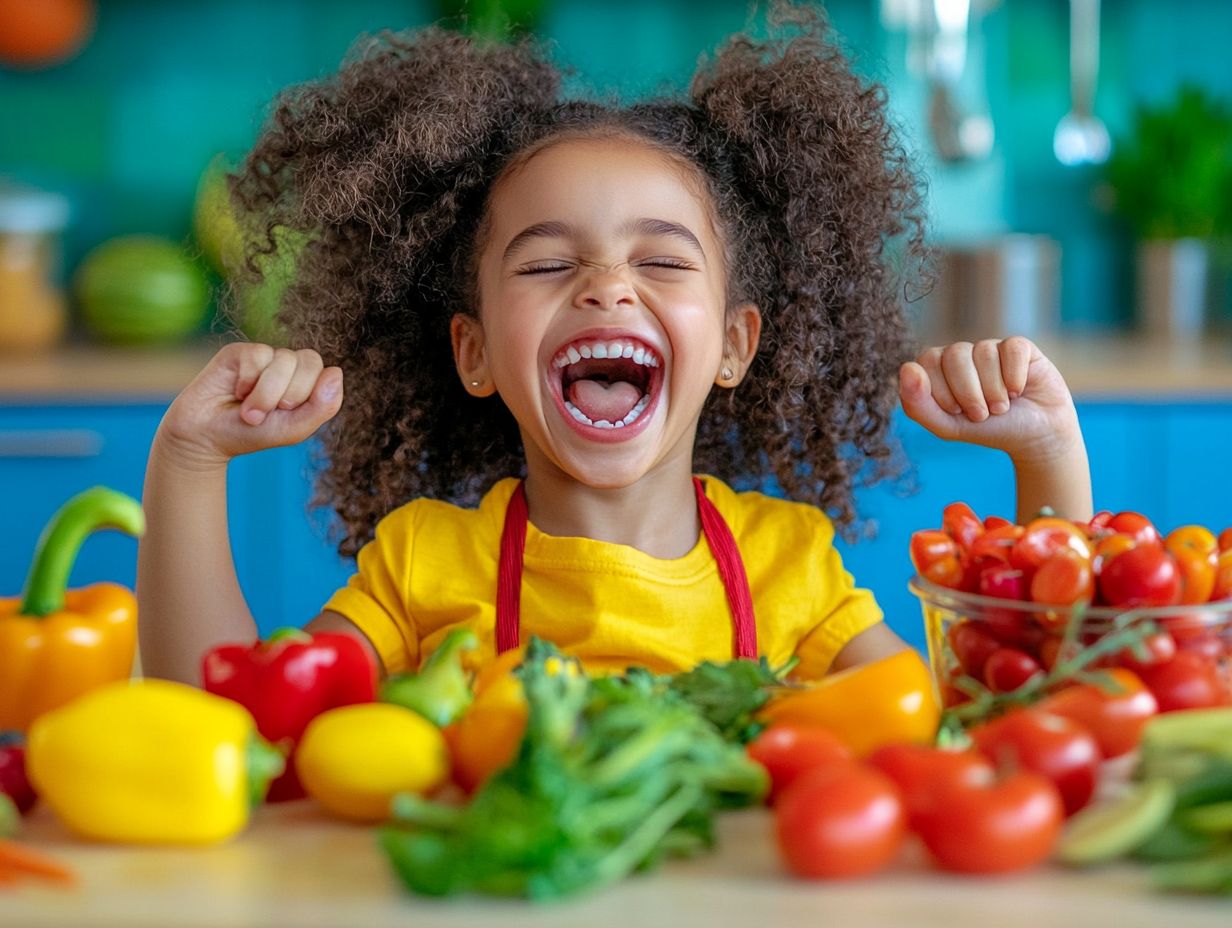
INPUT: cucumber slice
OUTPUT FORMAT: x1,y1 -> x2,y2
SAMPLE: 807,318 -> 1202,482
1057,779 -> 1176,866
1132,819 -> 1223,862
1181,800 -> 1232,835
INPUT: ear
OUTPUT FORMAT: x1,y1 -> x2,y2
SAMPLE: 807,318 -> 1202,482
716,302 -> 762,388
450,313 -> 496,397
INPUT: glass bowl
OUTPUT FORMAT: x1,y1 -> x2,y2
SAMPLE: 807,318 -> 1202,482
909,575 -> 1232,709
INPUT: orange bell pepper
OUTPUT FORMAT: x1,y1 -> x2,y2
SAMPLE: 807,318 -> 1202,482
757,649 -> 941,757
0,487 -> 144,732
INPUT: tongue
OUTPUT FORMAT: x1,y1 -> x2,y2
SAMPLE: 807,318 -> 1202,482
567,379 -> 642,424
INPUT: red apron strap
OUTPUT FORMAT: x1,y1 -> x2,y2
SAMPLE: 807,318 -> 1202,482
693,477 -> 759,659
495,481 -> 528,654
494,478 -> 759,659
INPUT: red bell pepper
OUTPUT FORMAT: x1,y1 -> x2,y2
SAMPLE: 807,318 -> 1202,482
202,628 -> 377,801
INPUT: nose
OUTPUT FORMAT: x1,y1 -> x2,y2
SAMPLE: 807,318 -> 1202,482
572,266 -> 637,311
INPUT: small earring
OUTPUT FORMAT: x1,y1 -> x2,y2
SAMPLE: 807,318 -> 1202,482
470,380 -> 481,387
720,367 -> 734,382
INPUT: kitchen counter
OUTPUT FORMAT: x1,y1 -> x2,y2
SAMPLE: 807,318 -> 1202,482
3,802 -> 1228,928
0,334 -> 1229,401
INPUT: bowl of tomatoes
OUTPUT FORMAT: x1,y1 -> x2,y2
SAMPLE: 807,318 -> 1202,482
909,504 -> 1232,714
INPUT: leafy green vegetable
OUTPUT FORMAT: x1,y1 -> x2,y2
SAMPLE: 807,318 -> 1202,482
379,639 -> 768,900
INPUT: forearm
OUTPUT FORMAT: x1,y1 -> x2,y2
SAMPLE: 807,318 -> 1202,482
136,433 -> 257,684
1012,434 -> 1093,524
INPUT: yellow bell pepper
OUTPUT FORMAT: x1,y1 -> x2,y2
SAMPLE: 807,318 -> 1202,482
757,649 -> 941,756
0,487 -> 144,731
26,679 -> 284,845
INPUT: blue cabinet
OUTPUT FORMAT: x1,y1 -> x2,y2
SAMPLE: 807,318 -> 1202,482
5,396 -> 1230,649
0,402 -> 353,637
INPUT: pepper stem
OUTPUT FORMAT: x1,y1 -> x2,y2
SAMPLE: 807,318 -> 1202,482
246,735 -> 287,807
19,487 -> 145,618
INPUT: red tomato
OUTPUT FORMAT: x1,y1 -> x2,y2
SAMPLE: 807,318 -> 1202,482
910,530 -> 963,589
1219,527 -> 1232,553
978,563 -> 1029,601
1112,629 -> 1178,673
943,502 -> 985,551
914,768 -> 1063,874
947,620 -> 1001,679
1214,549 -> 1232,600
1030,549 -> 1094,606
1011,517 -> 1093,573
747,724 -> 853,804
983,648 -> 1044,693
1108,511 -> 1161,545
1136,651 -> 1228,713
1088,510 -> 1114,535
1037,669 -> 1158,759
1092,532 -> 1137,577
774,763 -> 907,880
984,515 -> 1013,530
968,524 -> 1025,564
970,708 -> 1100,816
867,744 -> 993,827
1098,543 -> 1182,608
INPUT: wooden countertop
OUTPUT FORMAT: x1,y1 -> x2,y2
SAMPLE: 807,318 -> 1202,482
0,334 -> 1229,402
4,802 -> 1228,928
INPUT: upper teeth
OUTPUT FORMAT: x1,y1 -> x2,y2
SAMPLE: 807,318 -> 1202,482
552,339 -> 660,369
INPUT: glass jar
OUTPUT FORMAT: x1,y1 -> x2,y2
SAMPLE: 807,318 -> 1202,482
0,186 -> 70,352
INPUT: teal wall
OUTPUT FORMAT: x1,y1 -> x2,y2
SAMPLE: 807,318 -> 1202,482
3,0 -> 1231,328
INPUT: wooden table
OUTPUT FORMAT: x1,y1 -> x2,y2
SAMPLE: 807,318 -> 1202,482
3,802 -> 1228,928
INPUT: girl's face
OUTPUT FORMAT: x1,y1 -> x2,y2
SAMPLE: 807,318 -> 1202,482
458,135 -> 759,490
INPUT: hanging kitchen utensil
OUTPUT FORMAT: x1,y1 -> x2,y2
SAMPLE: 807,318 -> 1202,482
1053,0 -> 1111,166
926,0 -> 994,163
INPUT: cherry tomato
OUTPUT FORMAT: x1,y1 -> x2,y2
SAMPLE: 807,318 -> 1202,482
983,648 -> 1043,693
1171,546 -> 1217,605
970,708 -> 1100,816
1092,532 -> 1137,577
983,515 -> 1013,530
1098,543 -> 1182,608
914,768 -> 1063,874
1107,511 -> 1161,545
910,529 -> 963,589
1219,527 -> 1232,553
1136,651 -> 1228,713
1011,517 -> 1093,574
0,733 -> 37,815
968,523 -> 1025,564
1089,510 -> 1114,533
1213,549 -> 1232,600
947,620 -> 1001,679
943,502 -> 984,551
1037,668 -> 1158,759
1112,629 -> 1177,673
774,763 -> 907,880
747,724 -> 853,805
867,743 -> 993,828
1030,549 -> 1094,606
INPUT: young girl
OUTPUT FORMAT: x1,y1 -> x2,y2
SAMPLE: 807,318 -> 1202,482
137,7 -> 1091,685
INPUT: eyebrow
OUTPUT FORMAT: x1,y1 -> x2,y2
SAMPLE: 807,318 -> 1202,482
501,217 -> 706,263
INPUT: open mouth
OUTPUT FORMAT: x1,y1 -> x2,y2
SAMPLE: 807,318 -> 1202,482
550,336 -> 663,432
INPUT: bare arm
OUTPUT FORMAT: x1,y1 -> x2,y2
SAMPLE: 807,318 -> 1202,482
137,343 -> 344,683
900,336 -> 1094,524
828,622 -> 910,672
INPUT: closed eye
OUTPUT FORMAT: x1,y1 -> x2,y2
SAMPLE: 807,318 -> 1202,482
517,264 -> 571,275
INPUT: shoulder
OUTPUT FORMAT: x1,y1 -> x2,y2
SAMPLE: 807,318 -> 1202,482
700,475 -> 836,551
370,477 -> 518,546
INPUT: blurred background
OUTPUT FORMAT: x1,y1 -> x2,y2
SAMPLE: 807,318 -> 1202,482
2,0 -> 1231,650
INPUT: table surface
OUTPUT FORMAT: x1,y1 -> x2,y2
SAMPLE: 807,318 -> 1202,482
1,334 -> 1230,400
3,801 -> 1229,928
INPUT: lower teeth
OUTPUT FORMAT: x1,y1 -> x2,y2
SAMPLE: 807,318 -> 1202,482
565,395 -> 650,429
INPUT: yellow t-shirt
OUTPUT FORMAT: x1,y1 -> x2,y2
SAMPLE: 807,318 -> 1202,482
324,476 -> 882,679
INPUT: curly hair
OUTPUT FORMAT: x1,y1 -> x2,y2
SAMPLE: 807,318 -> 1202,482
230,1 -> 927,558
